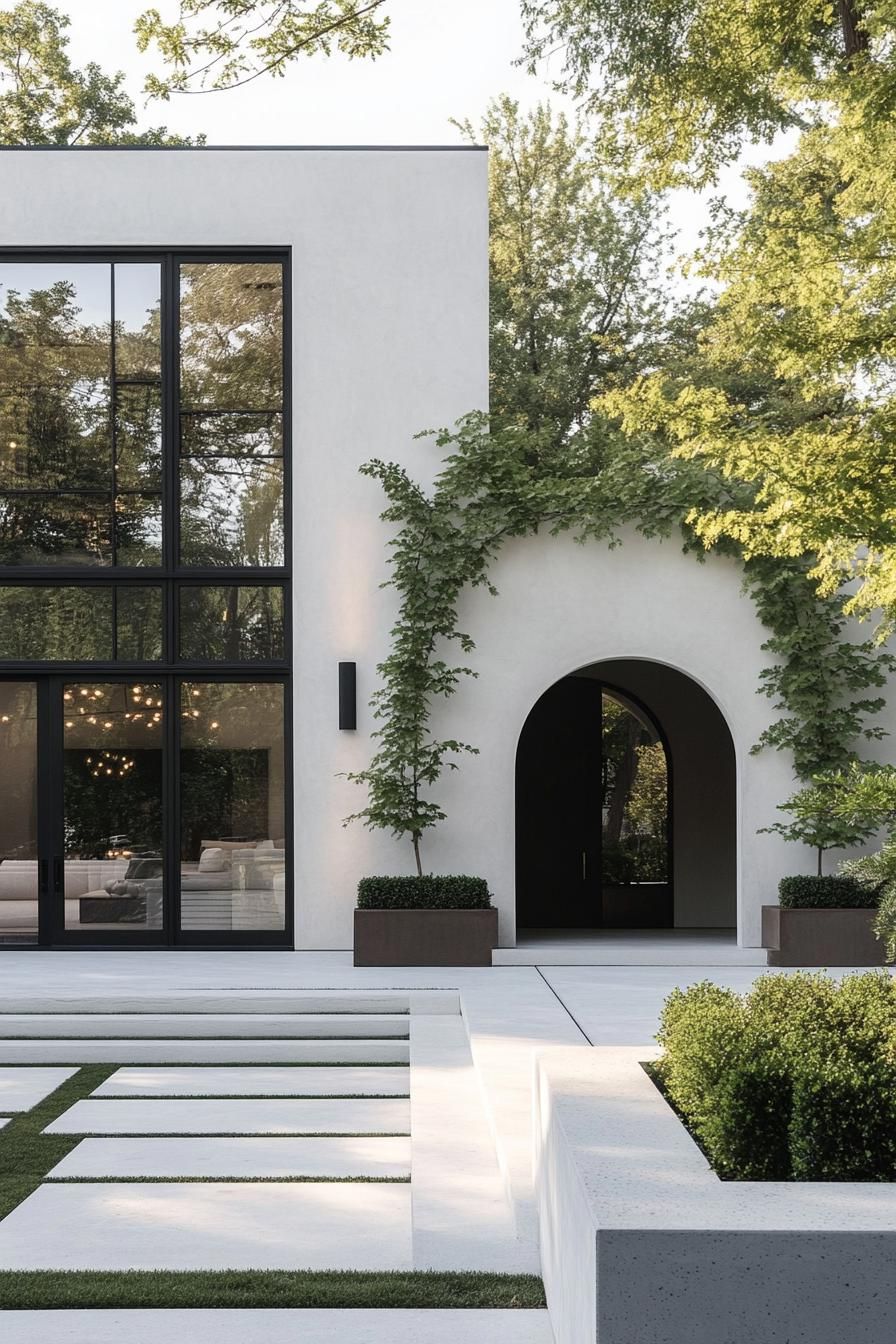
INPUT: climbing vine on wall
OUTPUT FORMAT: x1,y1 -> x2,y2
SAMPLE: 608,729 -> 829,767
345,413 -> 894,867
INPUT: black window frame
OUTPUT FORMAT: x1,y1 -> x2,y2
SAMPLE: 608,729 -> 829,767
0,247 -> 293,949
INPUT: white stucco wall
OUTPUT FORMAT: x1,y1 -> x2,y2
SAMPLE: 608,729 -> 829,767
419,530 -> 896,948
0,146 -> 488,950
3,148 -> 894,951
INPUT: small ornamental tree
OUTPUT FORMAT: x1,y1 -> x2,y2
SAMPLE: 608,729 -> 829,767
764,765 -> 896,876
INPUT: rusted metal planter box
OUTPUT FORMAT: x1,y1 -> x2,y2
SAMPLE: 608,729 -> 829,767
762,905 -> 885,967
353,907 -> 499,966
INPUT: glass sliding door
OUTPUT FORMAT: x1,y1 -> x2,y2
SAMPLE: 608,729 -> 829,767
178,681 -> 287,935
61,682 -> 165,935
0,682 -> 39,944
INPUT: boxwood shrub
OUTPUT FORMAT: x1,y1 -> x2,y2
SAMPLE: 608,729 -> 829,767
655,972 -> 896,1181
778,873 -> 880,909
357,875 -> 492,910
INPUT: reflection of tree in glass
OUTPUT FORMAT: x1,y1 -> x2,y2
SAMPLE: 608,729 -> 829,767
180,456 -> 283,567
0,587 -> 112,660
179,263 -> 284,568
181,586 -> 283,660
179,263 -> 282,409
601,694 -> 668,884
0,278 -> 109,488
0,276 -> 112,562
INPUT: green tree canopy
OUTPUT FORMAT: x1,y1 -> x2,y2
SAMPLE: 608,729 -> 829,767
521,0 -> 881,189
0,1 -> 198,144
455,96 -> 671,468
524,2 -> 896,637
136,0 -> 390,97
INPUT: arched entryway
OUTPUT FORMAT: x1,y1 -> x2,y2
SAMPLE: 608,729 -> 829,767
515,659 -> 736,931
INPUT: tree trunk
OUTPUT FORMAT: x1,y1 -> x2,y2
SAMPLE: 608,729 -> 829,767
817,846 -> 824,878
838,0 -> 869,59
412,832 -> 423,877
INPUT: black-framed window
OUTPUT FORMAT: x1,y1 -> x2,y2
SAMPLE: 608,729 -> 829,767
0,249 -> 290,665
0,249 -> 291,950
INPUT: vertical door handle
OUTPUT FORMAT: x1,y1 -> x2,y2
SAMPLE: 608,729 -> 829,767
38,857 -> 49,897
582,850 -> 587,881
52,856 -> 63,894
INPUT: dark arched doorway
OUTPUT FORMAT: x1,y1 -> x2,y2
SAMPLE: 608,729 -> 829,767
515,660 -> 736,931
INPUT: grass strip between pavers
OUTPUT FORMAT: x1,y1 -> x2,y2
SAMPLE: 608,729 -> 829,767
0,1064 -> 118,1221
0,1270 -> 546,1311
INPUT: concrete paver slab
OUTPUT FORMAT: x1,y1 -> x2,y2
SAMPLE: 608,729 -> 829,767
93,1065 -> 409,1097
0,1309 -> 554,1344
0,1066 -> 77,1110
45,1097 -> 410,1135
0,1040 -> 409,1064
0,1013 -> 409,1039
47,1135 -> 412,1180
0,1182 -> 413,1270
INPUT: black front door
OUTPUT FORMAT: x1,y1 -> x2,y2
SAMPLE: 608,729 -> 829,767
516,678 -> 603,929
515,677 -> 673,930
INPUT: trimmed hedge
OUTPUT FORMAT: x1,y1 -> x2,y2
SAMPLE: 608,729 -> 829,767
778,873 -> 880,909
655,971 -> 896,1181
357,875 -> 492,910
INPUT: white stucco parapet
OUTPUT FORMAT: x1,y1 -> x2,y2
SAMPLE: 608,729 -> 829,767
534,1045 -> 896,1344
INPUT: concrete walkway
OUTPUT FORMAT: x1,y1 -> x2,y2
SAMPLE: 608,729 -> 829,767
1,945 -> 882,1342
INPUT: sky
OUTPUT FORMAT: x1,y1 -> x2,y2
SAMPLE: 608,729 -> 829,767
61,0 -> 562,146
58,0 -> 771,264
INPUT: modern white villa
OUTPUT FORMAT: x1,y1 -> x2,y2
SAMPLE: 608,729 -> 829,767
1,145 -> 894,954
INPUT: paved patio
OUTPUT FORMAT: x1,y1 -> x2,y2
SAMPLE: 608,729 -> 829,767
0,945 -> 887,1341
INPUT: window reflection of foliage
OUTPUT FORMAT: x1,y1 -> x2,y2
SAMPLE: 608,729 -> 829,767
180,586 -> 284,660
0,278 -> 109,489
601,694 -> 668,884
178,263 -> 284,569
0,587 -> 112,659
0,266 -> 165,566
179,263 -> 282,409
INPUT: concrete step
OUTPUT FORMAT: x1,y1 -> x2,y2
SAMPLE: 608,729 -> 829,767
0,990 -> 460,1016
0,1039 -> 410,1064
0,1014 -> 410,1039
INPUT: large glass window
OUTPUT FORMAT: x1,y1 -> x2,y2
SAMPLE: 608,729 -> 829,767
63,682 -> 165,931
0,262 -> 162,566
179,263 -> 285,567
0,251 -> 290,948
0,682 -> 38,942
179,682 -> 286,932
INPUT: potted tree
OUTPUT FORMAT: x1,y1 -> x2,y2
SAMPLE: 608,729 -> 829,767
343,510 -> 499,965
761,765 -> 896,966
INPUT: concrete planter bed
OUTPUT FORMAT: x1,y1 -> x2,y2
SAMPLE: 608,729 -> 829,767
761,905 -> 884,966
534,1046 -> 896,1344
353,908 -> 499,966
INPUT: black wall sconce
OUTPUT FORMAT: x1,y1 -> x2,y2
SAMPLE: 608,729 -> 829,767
338,661 -> 357,730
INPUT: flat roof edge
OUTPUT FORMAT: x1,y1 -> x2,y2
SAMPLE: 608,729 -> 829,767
0,143 -> 487,152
